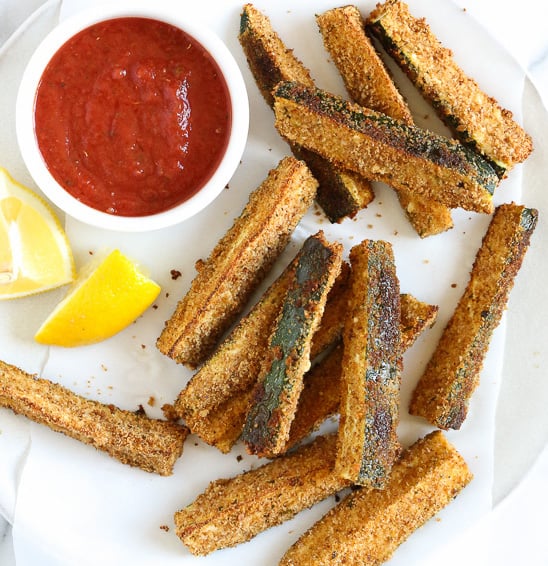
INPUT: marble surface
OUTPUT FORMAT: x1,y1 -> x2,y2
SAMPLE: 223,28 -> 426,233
1,0 -> 547,564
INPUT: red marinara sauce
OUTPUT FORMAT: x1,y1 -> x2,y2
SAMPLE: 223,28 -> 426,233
34,17 -> 232,217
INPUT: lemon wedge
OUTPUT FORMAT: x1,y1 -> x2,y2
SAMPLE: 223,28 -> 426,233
35,249 -> 161,347
0,167 -> 74,299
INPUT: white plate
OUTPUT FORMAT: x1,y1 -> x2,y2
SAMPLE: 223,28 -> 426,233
0,1 -> 537,565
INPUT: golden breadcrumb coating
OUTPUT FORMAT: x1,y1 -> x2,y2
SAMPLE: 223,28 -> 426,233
242,232 -> 342,457
280,431 -> 473,565
0,360 -> 188,476
157,156 -> 317,367
239,3 -> 374,222
174,434 -> 349,555
273,82 -> 497,214
285,291 -> 438,451
410,203 -> 538,429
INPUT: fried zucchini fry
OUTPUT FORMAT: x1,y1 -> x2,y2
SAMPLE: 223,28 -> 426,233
285,293 -> 438,451
274,81 -> 498,214
242,232 -> 342,457
279,431 -> 472,566
316,4 -> 453,237
239,3 -> 374,222
174,233 -> 321,449
157,156 -> 317,367
367,0 -> 533,177
335,240 -> 402,487
174,433 -> 349,555
410,203 -> 538,429
0,360 -> 188,476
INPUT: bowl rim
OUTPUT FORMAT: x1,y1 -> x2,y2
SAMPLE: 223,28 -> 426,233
16,3 -> 249,232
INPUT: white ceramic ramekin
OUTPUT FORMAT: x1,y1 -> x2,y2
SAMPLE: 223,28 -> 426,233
16,3 -> 249,232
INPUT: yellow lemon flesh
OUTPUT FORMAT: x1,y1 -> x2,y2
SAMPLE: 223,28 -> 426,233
35,249 -> 161,347
0,167 -> 75,299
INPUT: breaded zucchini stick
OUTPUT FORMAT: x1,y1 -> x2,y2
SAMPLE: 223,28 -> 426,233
367,0 -> 533,177
174,434 -> 349,555
285,293 -> 438,451
0,360 -> 188,476
317,4 -> 453,238
239,3 -> 374,222
274,81 -> 498,214
336,240 -> 402,487
157,156 -> 317,367
279,430 -> 473,566
242,232 -> 342,457
410,203 -> 538,429
175,233 -> 326,448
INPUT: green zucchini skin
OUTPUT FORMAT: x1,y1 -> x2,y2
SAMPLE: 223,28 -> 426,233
336,239 -> 402,488
242,232 -> 342,458
273,82 -> 498,214
409,204 -> 538,429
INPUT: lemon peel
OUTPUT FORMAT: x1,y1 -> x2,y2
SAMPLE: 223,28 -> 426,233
35,249 -> 161,347
0,167 -> 75,299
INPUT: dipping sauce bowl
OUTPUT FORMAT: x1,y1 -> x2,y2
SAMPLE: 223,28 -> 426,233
16,4 -> 249,231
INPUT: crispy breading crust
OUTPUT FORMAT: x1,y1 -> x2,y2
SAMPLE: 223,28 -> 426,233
279,431 -> 473,566
174,254 -> 293,432
410,203 -> 538,429
156,156 -> 317,367
242,232 -> 342,457
0,360 -> 188,476
174,434 -> 349,555
335,240 -> 402,487
367,0 -> 533,175
239,3 -> 374,222
399,292 -> 439,350
273,82 -> 497,214
317,5 -> 454,238
317,5 -> 412,122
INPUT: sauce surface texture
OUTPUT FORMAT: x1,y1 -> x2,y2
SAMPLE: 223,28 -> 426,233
34,17 -> 232,217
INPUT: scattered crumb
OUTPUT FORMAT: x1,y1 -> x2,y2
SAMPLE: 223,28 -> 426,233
160,525 -> 170,532
152,304 -> 159,310
423,259 -> 430,264
375,213 -> 382,218
367,224 -> 374,229
141,344 -> 146,349
148,396 -> 156,407
88,250 -> 94,255
236,454 -> 243,462
451,283 -> 457,288
101,364 -> 108,372
170,269 -> 182,280
162,403 -> 179,422
165,292 -> 170,298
